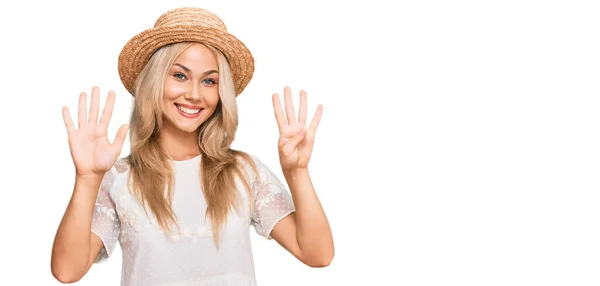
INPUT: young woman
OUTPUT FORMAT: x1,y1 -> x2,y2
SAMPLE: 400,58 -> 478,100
50,7 -> 334,285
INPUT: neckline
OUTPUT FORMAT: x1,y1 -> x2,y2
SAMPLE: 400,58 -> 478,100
170,155 -> 201,164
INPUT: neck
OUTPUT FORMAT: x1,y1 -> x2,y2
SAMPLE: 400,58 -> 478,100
160,125 -> 201,161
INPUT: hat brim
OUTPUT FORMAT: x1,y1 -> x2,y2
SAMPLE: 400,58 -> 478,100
118,25 -> 254,96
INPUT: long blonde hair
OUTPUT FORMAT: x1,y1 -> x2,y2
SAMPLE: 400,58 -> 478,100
125,42 -> 257,245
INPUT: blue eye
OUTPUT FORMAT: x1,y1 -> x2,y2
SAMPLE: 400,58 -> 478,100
203,78 -> 216,85
174,73 -> 187,80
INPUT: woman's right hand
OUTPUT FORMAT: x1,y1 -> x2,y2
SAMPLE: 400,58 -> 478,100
62,86 -> 129,177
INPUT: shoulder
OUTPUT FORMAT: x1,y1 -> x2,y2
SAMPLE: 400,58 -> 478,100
100,157 -> 130,192
234,151 -> 270,176
114,157 -> 130,174
236,152 -> 285,187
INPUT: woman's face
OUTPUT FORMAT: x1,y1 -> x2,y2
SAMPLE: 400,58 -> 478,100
161,43 -> 220,134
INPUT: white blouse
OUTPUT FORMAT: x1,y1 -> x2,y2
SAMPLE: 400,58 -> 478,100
91,154 -> 295,285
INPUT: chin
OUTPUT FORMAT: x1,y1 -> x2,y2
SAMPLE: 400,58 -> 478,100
179,125 -> 201,133
174,120 -> 205,133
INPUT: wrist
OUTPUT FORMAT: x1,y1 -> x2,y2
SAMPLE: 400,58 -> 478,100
282,167 -> 309,180
75,173 -> 104,185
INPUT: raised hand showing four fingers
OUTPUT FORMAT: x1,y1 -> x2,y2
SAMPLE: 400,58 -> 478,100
62,86 -> 129,177
272,87 -> 323,170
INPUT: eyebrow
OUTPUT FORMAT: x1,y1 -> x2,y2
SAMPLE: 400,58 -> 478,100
173,63 -> 218,76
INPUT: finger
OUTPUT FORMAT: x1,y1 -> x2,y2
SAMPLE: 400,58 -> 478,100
279,123 -> 305,139
281,129 -> 306,155
62,106 -> 76,134
272,93 -> 287,130
78,92 -> 87,127
99,90 -> 116,126
298,90 -> 307,125
308,104 -> 324,134
88,86 -> 100,124
111,124 -> 129,150
284,86 -> 296,124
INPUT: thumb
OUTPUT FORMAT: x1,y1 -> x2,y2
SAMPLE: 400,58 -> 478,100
281,128 -> 306,156
111,124 -> 129,150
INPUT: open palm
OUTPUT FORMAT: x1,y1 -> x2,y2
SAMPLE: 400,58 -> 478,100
272,87 -> 323,170
62,87 -> 129,177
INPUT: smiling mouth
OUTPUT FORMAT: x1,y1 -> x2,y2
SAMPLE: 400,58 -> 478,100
175,103 -> 203,117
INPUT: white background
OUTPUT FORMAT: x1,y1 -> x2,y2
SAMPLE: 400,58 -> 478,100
0,0 -> 599,285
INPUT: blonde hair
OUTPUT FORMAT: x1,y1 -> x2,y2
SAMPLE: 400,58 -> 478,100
125,42 -> 257,246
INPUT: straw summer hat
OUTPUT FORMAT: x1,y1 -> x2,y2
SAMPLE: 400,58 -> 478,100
118,7 -> 254,96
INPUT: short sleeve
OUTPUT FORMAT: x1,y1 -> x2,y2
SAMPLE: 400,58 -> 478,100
250,156 -> 296,240
91,168 -> 121,263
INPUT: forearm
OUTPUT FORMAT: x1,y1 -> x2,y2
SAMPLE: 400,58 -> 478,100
283,168 -> 334,263
51,175 -> 101,280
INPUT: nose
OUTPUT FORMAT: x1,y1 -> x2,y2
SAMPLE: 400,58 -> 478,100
184,83 -> 203,102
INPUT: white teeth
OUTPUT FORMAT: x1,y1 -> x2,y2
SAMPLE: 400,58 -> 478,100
177,105 -> 200,114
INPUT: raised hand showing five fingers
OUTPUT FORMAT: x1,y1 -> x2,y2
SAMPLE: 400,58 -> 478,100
62,86 -> 129,177
272,87 -> 323,170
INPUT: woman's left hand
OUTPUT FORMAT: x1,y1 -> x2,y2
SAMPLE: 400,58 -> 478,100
272,87 -> 323,171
